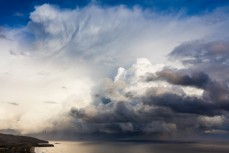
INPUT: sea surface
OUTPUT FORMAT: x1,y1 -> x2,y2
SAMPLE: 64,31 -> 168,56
35,141 -> 229,153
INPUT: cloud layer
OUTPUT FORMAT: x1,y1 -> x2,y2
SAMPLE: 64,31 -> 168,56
0,4 -> 229,140
69,58 -> 228,139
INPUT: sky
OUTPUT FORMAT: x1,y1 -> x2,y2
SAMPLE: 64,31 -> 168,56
0,0 -> 229,141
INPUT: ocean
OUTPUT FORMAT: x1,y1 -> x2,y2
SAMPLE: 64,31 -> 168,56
35,141 -> 229,153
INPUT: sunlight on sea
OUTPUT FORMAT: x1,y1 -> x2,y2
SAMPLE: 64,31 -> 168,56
35,141 -> 229,153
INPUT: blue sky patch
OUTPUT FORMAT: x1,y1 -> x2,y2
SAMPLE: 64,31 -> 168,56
0,0 -> 229,26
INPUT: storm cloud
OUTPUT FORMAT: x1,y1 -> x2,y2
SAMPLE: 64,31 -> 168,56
155,69 -> 210,88
0,3 -> 229,140
68,57 -> 229,139
170,40 -> 229,82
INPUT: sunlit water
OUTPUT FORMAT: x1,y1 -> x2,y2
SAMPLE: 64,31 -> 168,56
36,141 -> 229,153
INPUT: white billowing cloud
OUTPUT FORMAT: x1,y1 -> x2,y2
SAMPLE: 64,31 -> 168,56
101,58 -> 203,101
0,4 -> 228,135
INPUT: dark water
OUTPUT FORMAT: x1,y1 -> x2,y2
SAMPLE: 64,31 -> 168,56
36,141 -> 229,153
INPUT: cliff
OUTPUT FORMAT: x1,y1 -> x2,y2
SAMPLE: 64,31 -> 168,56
0,133 -> 53,153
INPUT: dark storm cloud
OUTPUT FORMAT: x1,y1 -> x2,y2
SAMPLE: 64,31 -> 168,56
170,41 -> 229,65
203,81 -> 229,104
156,69 -> 210,88
144,67 -> 226,112
143,92 -> 218,116
167,40 -> 229,103
63,40 -> 229,138
169,40 -> 229,82
145,78 -> 229,116
68,65 -> 229,138
170,39 -> 229,80
70,104 -> 176,135
69,100 -> 227,140
70,88 -> 225,135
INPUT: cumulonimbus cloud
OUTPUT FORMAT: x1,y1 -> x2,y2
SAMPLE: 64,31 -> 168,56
0,4 -> 228,139
68,57 -> 228,139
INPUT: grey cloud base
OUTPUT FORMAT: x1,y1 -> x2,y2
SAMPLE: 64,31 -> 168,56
69,68 -> 229,140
